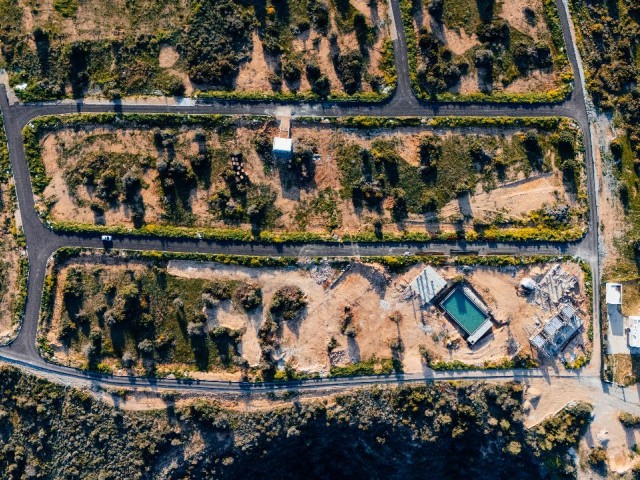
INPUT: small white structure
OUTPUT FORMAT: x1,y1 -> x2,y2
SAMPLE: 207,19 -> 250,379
272,137 -> 293,155
606,283 -> 622,305
520,277 -> 537,291
410,266 -> 447,306
629,316 -> 640,348
467,321 -> 493,346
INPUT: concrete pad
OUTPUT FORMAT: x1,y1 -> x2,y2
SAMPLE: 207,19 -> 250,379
607,304 -> 630,354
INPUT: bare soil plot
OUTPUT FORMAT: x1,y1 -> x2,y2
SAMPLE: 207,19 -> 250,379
0,180 -> 24,344
0,121 -> 25,345
39,253 -> 590,380
406,0 -> 571,100
30,114 -> 587,241
2,0 -> 393,100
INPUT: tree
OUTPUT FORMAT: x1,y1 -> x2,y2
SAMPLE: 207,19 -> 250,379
473,49 -> 494,68
187,321 -> 205,338
137,339 -> 154,356
334,50 -> 364,94
233,284 -> 262,311
270,286 -> 307,321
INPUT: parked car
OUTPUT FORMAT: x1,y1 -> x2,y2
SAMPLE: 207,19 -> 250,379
101,235 -> 112,243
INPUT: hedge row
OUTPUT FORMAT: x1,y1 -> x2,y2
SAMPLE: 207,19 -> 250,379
195,88 -> 394,103
365,254 -> 580,272
11,256 -> 29,329
51,247 -> 300,268
42,218 -> 586,244
298,115 -> 570,130
421,347 -> 539,371
0,116 -> 10,183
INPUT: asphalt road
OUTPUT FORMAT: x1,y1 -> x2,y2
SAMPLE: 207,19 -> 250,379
0,0 -> 604,393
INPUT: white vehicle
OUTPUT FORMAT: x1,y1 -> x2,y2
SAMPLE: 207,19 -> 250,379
101,235 -> 113,242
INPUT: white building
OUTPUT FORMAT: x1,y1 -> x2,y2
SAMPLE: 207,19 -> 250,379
629,316 -> 640,348
606,283 -> 622,305
272,137 -> 293,155
409,266 -> 447,306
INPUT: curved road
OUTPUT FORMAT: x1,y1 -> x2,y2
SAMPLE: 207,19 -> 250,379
0,0 -> 603,394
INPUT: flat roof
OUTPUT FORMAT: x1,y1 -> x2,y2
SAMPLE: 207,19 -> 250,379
543,316 -> 563,338
606,283 -> 622,305
440,286 -> 491,338
630,316 -> 640,348
273,137 -> 292,152
530,334 -> 546,350
560,304 -> 577,322
410,266 -> 447,305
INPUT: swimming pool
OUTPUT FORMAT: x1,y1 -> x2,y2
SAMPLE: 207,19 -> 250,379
440,286 -> 489,336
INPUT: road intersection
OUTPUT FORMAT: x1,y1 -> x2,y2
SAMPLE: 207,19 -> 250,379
0,0 -> 607,396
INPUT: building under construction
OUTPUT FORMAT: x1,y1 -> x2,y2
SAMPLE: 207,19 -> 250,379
529,304 -> 583,356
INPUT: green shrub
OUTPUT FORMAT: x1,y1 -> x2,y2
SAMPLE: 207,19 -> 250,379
233,284 -> 262,311
179,0 -> 256,85
53,0 -> 78,18
270,286 -> 307,322
619,412 -> 640,428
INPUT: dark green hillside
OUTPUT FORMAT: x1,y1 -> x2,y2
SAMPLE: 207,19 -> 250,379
0,366 -> 590,479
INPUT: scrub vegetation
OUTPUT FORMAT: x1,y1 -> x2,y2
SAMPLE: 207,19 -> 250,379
0,0 -> 394,101
402,0 -> 572,102
0,366 -> 592,480
25,113 -> 587,243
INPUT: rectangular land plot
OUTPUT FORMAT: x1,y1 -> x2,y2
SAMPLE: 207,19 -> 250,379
26,114 -> 588,242
0,116 -> 28,345
2,0 -> 394,101
38,251 -> 591,380
402,0 -> 572,101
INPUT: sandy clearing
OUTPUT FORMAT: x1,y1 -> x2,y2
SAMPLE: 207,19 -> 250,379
440,172 -> 569,222
499,0 -> 549,43
503,69 -> 561,94
159,46 -> 179,68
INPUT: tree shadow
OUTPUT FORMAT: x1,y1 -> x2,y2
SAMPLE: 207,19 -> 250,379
347,336 -> 361,363
284,307 -> 308,338
191,334 -> 210,371
109,323 -> 127,357
476,0 -> 495,23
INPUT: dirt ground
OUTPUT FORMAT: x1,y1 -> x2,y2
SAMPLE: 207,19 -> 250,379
38,121 -> 582,237
0,179 -> 23,344
17,0 -> 190,43
592,111 -> 629,277
439,171 -> 570,224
